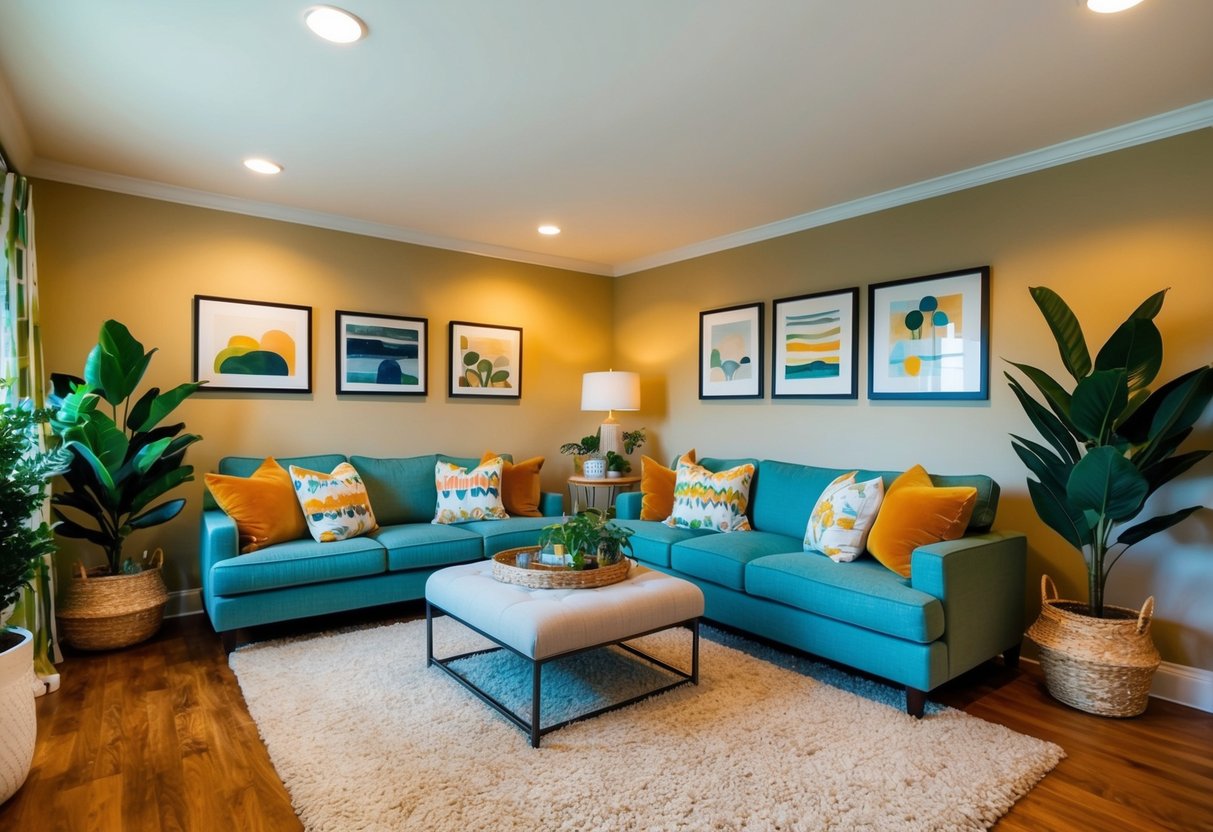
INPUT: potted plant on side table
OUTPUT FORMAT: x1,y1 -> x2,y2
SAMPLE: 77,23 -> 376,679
0,384 -> 70,804
48,320 -> 205,650
1006,286 -> 1211,717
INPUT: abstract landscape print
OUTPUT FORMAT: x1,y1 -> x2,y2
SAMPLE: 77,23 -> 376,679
867,267 -> 989,400
700,302 -> 763,399
336,311 -> 427,395
193,295 -> 312,393
448,321 -> 522,398
772,288 -> 858,399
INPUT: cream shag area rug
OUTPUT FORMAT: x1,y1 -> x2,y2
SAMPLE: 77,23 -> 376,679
230,617 -> 1063,832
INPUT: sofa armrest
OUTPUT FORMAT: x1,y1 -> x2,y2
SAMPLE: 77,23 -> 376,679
539,491 -> 563,516
910,530 -> 1027,678
199,509 -> 240,594
616,491 -> 642,520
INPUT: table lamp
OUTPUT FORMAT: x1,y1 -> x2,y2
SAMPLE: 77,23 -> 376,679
581,371 -> 640,457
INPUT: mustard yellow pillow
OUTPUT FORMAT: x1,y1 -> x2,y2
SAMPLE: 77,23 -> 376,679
482,451 -> 544,517
867,464 -> 977,577
640,450 -> 696,521
204,457 -> 308,553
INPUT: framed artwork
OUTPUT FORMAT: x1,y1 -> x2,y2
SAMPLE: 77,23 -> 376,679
771,287 -> 859,399
193,295 -> 312,393
867,266 -> 989,400
448,321 -> 522,398
700,302 -> 764,399
335,311 -> 428,395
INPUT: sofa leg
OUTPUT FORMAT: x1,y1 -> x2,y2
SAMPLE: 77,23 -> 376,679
1003,643 -> 1022,669
221,629 -> 242,654
905,687 -> 927,718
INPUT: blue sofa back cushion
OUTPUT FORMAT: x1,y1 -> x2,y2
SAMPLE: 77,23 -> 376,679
752,459 -> 999,541
352,454 -> 440,526
204,453 -> 349,511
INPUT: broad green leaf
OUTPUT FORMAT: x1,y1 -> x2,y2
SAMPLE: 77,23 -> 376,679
127,467 -> 195,516
1006,361 -> 1076,433
128,499 -> 186,529
1027,478 -> 1088,550
130,382 -> 205,432
49,510 -> 112,547
1141,450 -> 1211,496
132,437 -> 172,475
1010,434 -> 1072,494
1006,373 -> 1081,463
1123,367 -> 1213,467
1030,286 -> 1091,383
1117,506 -> 1203,546
1067,446 -> 1149,522
65,440 -> 118,496
98,319 -> 153,403
1128,289 -> 1167,321
1094,317 -> 1162,392
1071,369 -> 1128,444
75,411 -> 128,474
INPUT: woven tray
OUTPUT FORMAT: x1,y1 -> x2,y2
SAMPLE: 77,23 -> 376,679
492,546 -> 630,589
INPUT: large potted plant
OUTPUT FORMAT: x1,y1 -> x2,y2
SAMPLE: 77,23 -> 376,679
1006,286 -> 1211,716
0,386 -> 70,804
48,320 -> 204,650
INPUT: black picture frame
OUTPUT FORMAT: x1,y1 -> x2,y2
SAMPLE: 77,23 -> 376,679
771,287 -> 859,399
193,295 -> 312,393
448,320 -> 523,399
335,310 -> 428,395
699,302 -> 764,399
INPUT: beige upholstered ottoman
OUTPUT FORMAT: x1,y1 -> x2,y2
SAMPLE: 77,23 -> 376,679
425,559 -> 704,747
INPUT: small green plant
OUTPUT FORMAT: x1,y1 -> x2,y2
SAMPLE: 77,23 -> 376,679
559,430 -> 601,457
538,509 -> 634,570
622,428 -> 647,455
0,384 -> 71,612
605,451 -> 631,475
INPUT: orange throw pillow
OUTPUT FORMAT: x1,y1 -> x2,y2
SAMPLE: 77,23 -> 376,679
639,450 -> 697,521
482,451 -> 544,517
204,457 -> 308,553
866,464 -> 977,578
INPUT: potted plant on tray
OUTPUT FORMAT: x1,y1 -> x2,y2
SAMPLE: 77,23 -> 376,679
1006,286 -> 1211,717
47,320 -> 205,650
538,509 -> 634,570
0,384 -> 70,804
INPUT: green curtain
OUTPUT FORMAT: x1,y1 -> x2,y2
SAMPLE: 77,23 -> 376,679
1,171 -> 60,695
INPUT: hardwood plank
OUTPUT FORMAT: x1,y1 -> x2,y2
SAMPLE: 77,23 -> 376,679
2,610 -> 1210,832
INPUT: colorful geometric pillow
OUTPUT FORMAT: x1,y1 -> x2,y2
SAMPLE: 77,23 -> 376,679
803,471 -> 885,562
663,459 -> 755,533
482,451 -> 544,517
204,457 -> 308,553
289,462 -> 378,543
867,464 -> 977,577
433,457 -> 508,524
639,450 -> 696,521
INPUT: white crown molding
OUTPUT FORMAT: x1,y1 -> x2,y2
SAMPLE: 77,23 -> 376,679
613,98 -> 1213,276
27,159 -> 616,276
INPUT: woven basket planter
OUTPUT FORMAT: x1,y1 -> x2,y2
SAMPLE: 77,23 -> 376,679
1027,575 -> 1160,718
57,549 -> 168,651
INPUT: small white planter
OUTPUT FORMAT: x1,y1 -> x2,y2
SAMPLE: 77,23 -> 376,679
0,626 -> 36,804
582,458 -> 606,478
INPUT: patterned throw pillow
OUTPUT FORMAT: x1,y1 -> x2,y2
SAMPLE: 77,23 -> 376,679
289,462 -> 378,543
433,457 -> 508,524
803,471 -> 885,562
205,457 -> 308,553
663,459 -> 755,533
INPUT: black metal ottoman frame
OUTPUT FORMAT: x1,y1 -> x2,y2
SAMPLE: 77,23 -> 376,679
426,601 -> 700,748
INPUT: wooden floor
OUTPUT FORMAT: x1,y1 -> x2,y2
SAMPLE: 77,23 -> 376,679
3,608 -> 1212,832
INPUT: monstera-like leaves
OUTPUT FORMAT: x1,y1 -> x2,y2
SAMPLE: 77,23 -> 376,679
48,320 -> 205,575
1007,287 -> 1211,617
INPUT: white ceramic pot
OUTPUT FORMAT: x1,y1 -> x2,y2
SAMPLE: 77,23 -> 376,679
607,470 -> 622,479
0,626 -> 36,804
582,457 -> 606,478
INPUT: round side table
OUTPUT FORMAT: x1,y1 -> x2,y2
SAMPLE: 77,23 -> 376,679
567,474 -> 641,513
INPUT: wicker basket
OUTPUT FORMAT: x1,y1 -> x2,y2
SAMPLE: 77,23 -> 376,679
57,549 -> 169,651
492,546 -> 631,590
1027,575 -> 1161,718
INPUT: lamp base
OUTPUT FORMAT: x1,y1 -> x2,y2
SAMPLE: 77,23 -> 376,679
599,418 -> 622,457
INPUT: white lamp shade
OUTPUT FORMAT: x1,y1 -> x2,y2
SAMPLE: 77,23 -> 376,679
581,371 -> 640,412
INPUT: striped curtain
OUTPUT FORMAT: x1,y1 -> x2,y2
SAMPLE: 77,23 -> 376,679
1,171 -> 60,695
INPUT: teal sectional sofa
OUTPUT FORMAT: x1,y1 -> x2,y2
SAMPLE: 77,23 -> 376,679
199,453 -> 562,650
615,457 -> 1026,716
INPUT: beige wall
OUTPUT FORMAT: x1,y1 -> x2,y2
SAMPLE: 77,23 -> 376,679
34,181 -> 615,593
616,130 -> 1213,669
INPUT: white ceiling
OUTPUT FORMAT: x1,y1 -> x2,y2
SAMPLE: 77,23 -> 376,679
1,1 -> 1211,276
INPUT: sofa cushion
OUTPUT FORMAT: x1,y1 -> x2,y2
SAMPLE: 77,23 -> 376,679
619,520 -> 713,567
462,516 -> 554,558
752,460 -> 853,540
351,454 -> 439,525
745,552 -> 945,643
373,523 -> 485,571
207,453 -> 348,511
803,472 -> 885,562
433,457 -> 508,524
639,450 -> 696,520
482,451 -> 544,517
671,530 -> 801,591
209,536 -> 387,595
665,459 -> 756,532
204,457 -> 308,553
290,462 -> 379,542
852,468 -> 998,534
867,465 -> 977,577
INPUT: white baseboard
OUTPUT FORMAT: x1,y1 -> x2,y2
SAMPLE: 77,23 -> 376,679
1022,656 -> 1212,714
165,588 -> 203,619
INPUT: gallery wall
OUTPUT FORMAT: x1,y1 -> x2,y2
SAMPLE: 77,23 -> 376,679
614,130 -> 1213,670
33,181 -> 615,594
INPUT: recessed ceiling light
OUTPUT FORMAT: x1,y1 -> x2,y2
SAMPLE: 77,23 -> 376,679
538,225 -> 561,236
243,158 -> 283,175
304,6 -> 367,43
1086,0 -> 1145,12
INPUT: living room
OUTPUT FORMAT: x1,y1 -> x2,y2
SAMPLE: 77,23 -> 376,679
1,3 -> 1211,830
